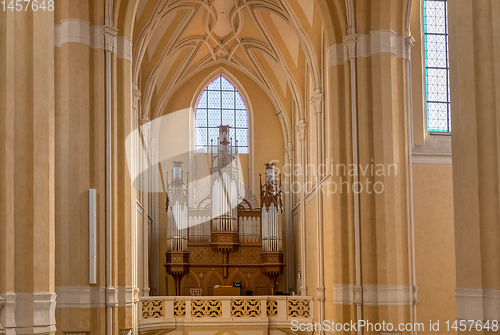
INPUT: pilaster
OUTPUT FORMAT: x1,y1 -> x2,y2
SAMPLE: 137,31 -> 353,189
0,8 -> 56,335
448,0 -> 500,321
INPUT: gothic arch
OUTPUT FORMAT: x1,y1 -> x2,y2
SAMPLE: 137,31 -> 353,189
227,270 -> 249,291
203,271 -> 225,296
190,68 -> 257,189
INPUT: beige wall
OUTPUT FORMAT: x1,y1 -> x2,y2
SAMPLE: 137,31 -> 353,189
413,163 -> 456,331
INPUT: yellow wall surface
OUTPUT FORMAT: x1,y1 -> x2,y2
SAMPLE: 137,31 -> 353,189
413,163 -> 456,331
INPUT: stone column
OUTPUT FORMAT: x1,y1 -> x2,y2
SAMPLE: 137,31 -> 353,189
0,8 -> 56,335
296,120 -> 308,296
311,90 -> 326,328
114,27 -> 136,332
448,0 -> 500,321
139,116 -> 151,297
284,142 -> 295,293
355,33 -> 413,325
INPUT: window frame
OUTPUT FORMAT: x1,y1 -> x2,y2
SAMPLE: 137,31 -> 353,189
194,75 -> 250,154
189,69 -> 255,191
424,0 -> 451,134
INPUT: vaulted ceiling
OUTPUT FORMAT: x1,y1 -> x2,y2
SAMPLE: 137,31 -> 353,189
132,0 -> 325,124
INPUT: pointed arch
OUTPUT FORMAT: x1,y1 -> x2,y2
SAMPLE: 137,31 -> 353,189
194,76 -> 250,154
203,271 -> 224,296
314,0 -> 347,44
190,68 -> 256,190
227,270 -> 249,291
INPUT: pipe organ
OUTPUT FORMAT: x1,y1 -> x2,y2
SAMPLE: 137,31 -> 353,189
165,126 -> 284,296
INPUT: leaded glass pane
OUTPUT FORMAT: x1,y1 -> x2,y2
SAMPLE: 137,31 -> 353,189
207,90 -> 221,109
222,91 -> 234,109
194,76 -> 249,152
425,35 -> 448,68
235,94 -> 246,109
208,109 -> 221,127
427,102 -> 450,132
195,127 -> 207,146
221,76 -> 234,91
208,128 -> 220,145
195,109 -> 207,127
236,129 -> 248,147
208,76 -> 222,90
222,110 -> 235,125
424,0 -> 451,133
197,90 -> 208,109
229,128 -> 236,143
426,68 -> 448,102
424,1 -> 447,34
235,110 -> 247,128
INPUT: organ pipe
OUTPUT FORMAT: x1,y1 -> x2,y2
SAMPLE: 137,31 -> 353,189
166,161 -> 188,252
260,163 -> 283,252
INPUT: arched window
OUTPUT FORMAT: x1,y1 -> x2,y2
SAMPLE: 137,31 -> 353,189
195,76 -> 249,153
424,0 -> 451,133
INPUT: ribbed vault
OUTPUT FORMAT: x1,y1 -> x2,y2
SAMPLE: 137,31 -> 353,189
130,0 -> 339,127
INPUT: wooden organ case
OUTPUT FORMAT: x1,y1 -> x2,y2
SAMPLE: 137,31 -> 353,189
165,126 -> 284,296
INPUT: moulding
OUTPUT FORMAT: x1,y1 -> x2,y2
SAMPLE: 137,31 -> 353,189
56,286 -> 138,309
332,285 -> 418,306
56,287 -> 105,309
54,19 -> 132,62
329,30 -> 410,67
456,288 -> 500,321
0,296 -> 3,335
362,285 -> 414,306
412,153 -> 452,165
0,292 -> 57,335
412,133 -> 452,164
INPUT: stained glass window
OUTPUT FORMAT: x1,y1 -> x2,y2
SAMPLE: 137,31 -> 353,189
424,0 -> 451,133
195,76 -> 249,153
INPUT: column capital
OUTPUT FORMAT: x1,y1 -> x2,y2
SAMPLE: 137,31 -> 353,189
103,25 -> 118,53
140,116 -> 151,147
404,35 -> 415,60
133,287 -> 140,303
353,285 -> 363,306
311,89 -> 323,115
296,120 -> 307,141
140,115 -> 150,126
133,83 -> 141,98
316,285 -> 325,301
132,86 -> 141,113
285,142 -> 294,158
343,34 -> 357,60
106,286 -> 118,308
412,285 -> 420,306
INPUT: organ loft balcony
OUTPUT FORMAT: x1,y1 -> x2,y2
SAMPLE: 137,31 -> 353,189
139,295 -> 313,334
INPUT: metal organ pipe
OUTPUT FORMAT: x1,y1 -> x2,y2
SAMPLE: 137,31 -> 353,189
166,162 -> 188,252
260,163 -> 283,253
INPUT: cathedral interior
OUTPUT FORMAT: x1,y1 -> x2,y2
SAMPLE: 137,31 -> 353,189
1,0 -> 499,334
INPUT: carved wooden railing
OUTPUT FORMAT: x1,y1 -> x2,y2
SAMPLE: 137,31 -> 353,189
139,295 -> 312,332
